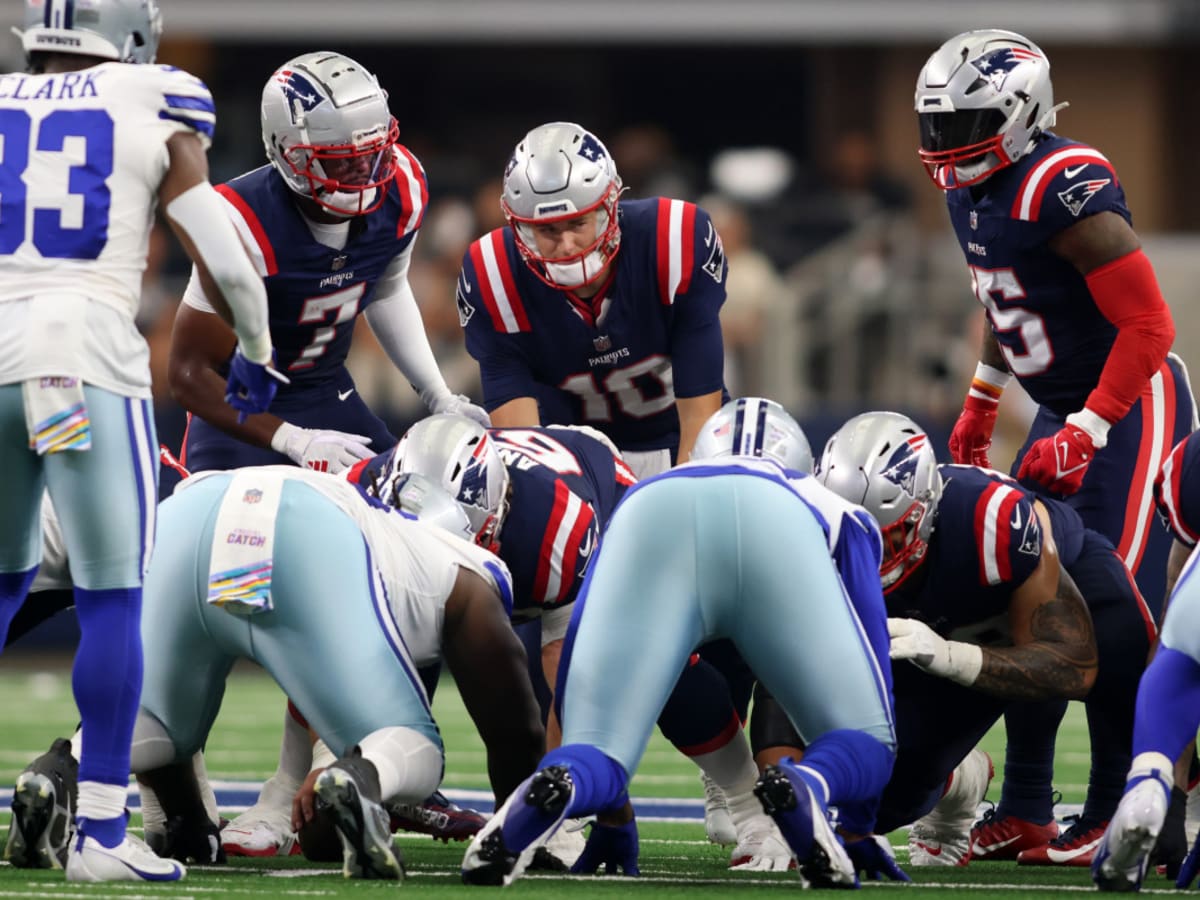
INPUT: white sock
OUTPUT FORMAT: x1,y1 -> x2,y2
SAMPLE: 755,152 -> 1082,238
357,727 -> 442,803
690,732 -> 761,826
78,781 -> 127,823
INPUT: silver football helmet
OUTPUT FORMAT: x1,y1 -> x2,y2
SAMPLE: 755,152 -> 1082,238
915,29 -> 1063,189
691,397 -> 813,473
501,121 -> 623,290
393,414 -> 511,553
261,51 -> 398,218
815,412 -> 942,592
20,0 -> 162,65
371,470 -> 476,542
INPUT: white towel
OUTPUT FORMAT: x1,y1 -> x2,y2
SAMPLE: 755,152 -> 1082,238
22,376 -> 91,454
207,469 -> 285,615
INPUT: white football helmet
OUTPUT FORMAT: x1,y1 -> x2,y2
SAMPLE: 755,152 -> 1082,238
691,397 -> 813,473
20,0 -> 162,65
501,122 -> 623,290
369,470 -> 475,542
393,414 -> 511,553
815,412 -> 942,592
915,29 -> 1063,189
261,51 -> 398,218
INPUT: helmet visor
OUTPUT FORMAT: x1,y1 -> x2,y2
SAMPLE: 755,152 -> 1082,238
918,109 -> 1007,155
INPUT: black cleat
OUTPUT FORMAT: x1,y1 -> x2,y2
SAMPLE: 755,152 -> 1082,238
313,751 -> 404,880
4,737 -> 77,869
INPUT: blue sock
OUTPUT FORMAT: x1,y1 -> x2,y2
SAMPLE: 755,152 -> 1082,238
798,729 -> 894,806
996,700 -> 1066,823
0,567 -> 38,647
72,587 -> 143,785
1133,647 -> 1200,762
77,812 -> 128,849
500,745 -> 628,852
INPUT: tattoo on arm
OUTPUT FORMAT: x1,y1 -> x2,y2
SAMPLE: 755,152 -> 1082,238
973,574 -> 1098,701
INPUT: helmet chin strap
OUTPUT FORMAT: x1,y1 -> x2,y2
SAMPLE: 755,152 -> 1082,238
545,250 -> 607,289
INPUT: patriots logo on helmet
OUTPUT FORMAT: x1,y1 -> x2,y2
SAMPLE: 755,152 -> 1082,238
969,46 -> 1042,91
1057,179 -> 1111,217
578,133 -> 607,162
458,437 -> 494,512
275,70 -> 323,121
881,434 -> 928,492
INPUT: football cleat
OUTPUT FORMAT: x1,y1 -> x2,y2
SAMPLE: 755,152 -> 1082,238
221,803 -> 300,857
728,816 -> 795,871
1093,772 -> 1170,892
3,737 -> 78,869
702,772 -> 737,846
66,833 -> 185,883
1018,814 -> 1108,866
461,765 -> 573,887
909,748 -> 993,867
969,808 -> 1059,861
754,762 -> 857,888
313,753 -> 404,880
387,790 -> 487,843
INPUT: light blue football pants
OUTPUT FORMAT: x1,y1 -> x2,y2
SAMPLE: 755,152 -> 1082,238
0,384 -> 156,587
138,473 -> 442,760
558,472 -> 896,777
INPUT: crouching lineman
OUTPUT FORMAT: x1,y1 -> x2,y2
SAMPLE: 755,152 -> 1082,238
460,398 -> 897,887
815,412 -> 1152,868
124,465 -> 542,879
1094,431 -> 1200,891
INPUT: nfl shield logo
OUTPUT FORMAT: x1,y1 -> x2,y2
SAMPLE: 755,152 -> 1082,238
969,211 -> 978,230
331,255 -> 348,271
243,489 -> 263,504
593,335 -> 612,351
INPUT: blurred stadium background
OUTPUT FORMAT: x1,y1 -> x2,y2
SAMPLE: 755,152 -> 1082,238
2,0 -> 1199,651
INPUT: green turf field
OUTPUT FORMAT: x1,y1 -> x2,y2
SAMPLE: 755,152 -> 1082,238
0,657 -> 1141,897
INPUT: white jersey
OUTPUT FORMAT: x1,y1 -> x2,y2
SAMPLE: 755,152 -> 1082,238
179,467 -> 513,668
0,62 -> 214,395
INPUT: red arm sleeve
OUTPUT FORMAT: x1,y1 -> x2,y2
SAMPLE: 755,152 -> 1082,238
1083,248 -> 1175,424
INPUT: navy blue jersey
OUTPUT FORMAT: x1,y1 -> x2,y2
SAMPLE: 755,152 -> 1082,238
457,197 -> 728,453
1156,431 -> 1200,547
946,133 -> 1129,416
216,147 -> 427,390
888,465 -> 1050,642
349,425 -> 636,618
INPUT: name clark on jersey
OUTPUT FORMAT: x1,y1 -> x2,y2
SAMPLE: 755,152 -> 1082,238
0,71 -> 101,101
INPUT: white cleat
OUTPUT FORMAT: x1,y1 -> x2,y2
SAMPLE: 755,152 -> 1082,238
909,747 -> 992,867
66,833 -> 185,883
729,814 -> 795,871
220,806 -> 298,857
1092,757 -> 1172,893
702,771 -> 737,847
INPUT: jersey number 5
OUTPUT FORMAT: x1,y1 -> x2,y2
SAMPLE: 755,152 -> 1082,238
969,265 -> 1053,377
0,108 -> 114,260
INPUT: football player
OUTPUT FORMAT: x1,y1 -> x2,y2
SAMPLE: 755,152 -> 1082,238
460,398 -> 897,887
114,465 -> 542,880
0,0 -> 280,883
918,30 -> 1198,864
1094,432 -> 1200,891
815,411 -> 1153,868
169,51 -> 487,478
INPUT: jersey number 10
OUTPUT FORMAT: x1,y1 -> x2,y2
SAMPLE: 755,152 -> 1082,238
0,108 -> 114,260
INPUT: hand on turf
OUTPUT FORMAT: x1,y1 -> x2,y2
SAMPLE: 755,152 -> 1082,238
570,818 -> 640,876
844,834 -> 911,882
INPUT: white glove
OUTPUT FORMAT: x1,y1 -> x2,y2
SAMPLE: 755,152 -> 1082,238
429,392 -> 491,428
270,422 -> 373,474
887,617 -> 982,686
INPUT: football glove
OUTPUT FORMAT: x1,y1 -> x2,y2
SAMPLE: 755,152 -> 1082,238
948,395 -> 998,468
430,392 -> 491,428
1179,827 -> 1200,889
225,349 -> 288,423
270,422 -> 373,474
570,818 -> 640,876
844,834 -> 911,882
887,618 -> 982,686
1016,424 -> 1097,496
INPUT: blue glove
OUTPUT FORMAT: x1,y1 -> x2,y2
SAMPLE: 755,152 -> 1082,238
569,818 -> 639,876
225,350 -> 288,423
844,834 -> 911,882
1177,828 -> 1200,889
